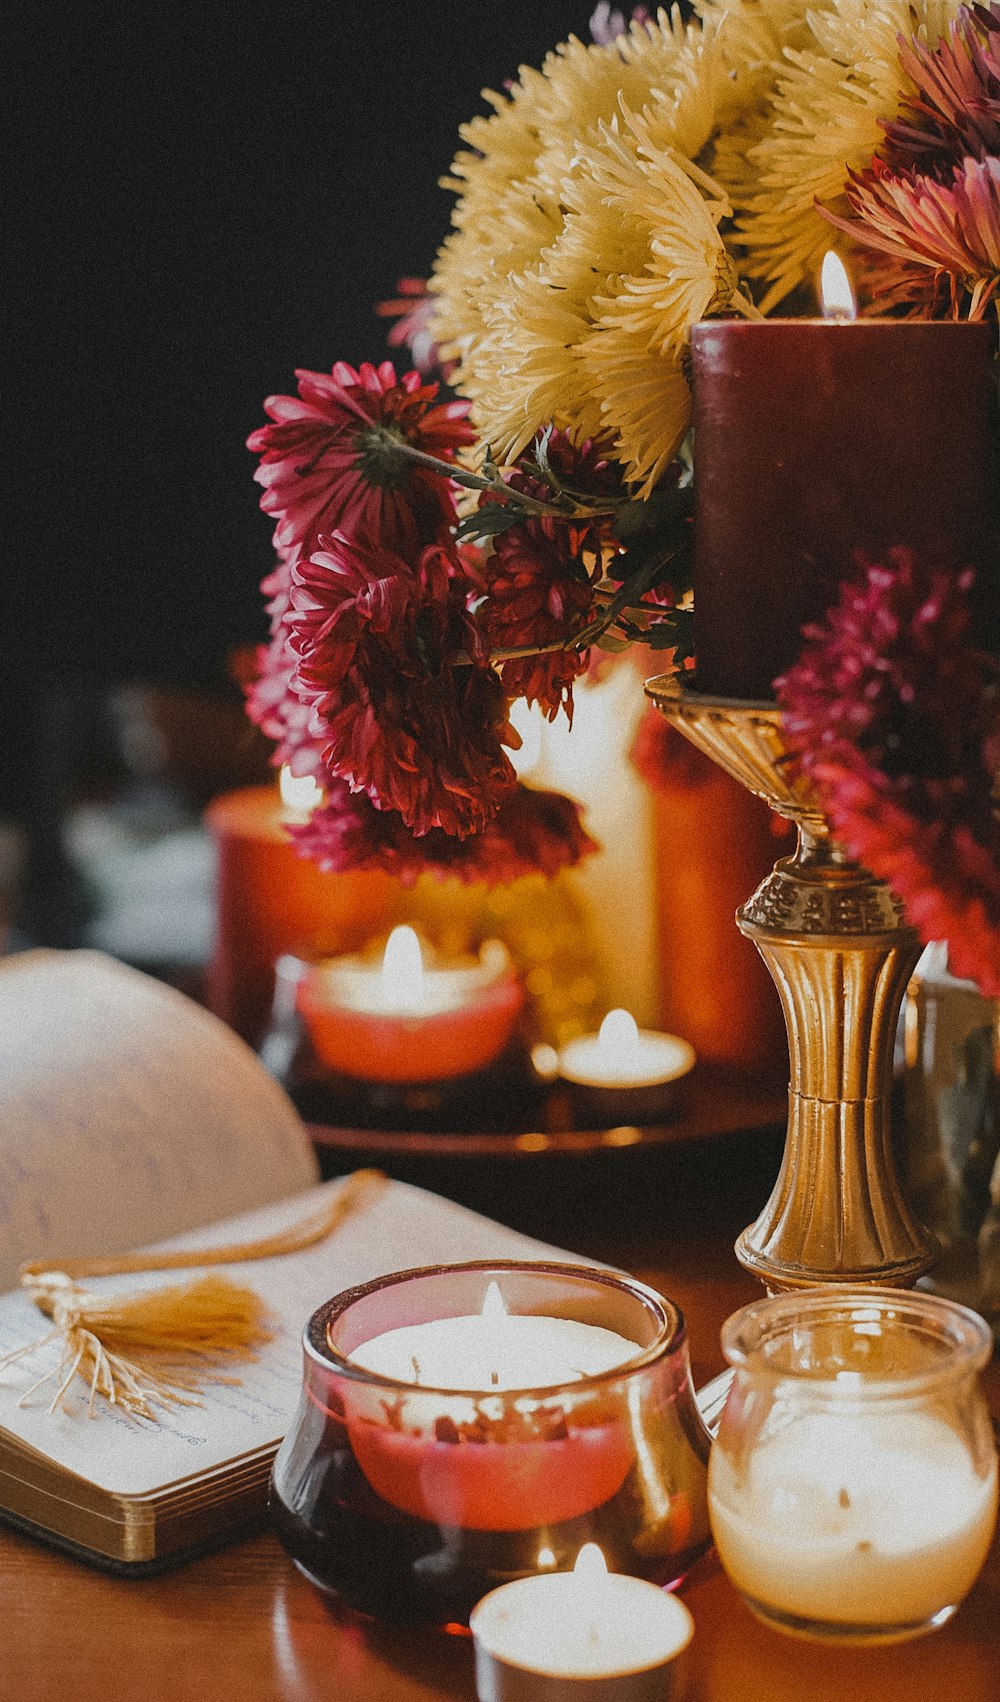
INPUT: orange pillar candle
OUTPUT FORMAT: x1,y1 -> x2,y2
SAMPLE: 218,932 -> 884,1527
204,774 -> 394,1045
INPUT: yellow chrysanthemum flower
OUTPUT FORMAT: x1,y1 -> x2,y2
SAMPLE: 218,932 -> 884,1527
429,9 -> 765,490
731,0 -> 963,310
576,113 -> 744,494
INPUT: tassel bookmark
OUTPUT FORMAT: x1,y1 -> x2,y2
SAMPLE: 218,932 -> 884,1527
2,1168 -> 386,1422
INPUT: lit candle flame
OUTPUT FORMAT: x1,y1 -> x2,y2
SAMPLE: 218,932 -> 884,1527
598,1008 -> 641,1060
379,925 -> 425,1012
481,1280 -> 508,1321
574,1543 -> 609,1581
279,765 -> 323,815
537,1546 -> 556,1568
820,251 -> 856,322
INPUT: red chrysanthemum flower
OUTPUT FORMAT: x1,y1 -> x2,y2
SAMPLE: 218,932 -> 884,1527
830,155 -> 1000,321
480,518 -> 596,723
477,441 -> 618,725
248,360 -> 473,560
375,278 -> 449,378
880,5 -> 1000,179
290,777 -> 597,887
244,551 -> 327,777
778,549 -> 1000,996
286,531 -> 515,838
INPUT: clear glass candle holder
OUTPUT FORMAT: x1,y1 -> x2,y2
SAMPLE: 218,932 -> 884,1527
270,1261 -> 712,1626
709,1286 -> 998,1645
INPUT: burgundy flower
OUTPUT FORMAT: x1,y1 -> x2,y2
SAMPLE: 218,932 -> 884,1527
880,5 -> 1000,178
248,360 -> 472,560
375,278 -> 449,378
478,441 -> 617,725
830,155 -> 1000,321
244,550 -> 327,776
778,550 -> 1000,995
290,778 -> 597,887
287,531 -> 515,838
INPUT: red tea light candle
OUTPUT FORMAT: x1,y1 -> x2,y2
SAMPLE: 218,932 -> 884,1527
690,252 -> 995,701
297,924 -> 524,1082
470,1543 -> 695,1702
204,769 -> 394,1043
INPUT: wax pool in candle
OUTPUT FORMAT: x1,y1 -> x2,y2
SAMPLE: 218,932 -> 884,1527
297,925 -> 524,1081
471,1543 -> 694,1691
558,1009 -> 695,1089
709,1404 -> 999,1630
342,1282 -> 643,1529
349,1280 -> 641,1389
690,253 -> 995,700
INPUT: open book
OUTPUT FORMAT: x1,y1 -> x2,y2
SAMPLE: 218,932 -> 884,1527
0,952 -> 583,1571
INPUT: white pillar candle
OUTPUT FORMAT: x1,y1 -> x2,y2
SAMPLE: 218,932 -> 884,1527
348,1281 -> 641,1390
557,1009 -> 695,1091
709,1405 -> 999,1631
471,1543 -> 694,1702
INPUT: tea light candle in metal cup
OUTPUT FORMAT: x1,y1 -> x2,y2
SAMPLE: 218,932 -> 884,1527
270,1261 -> 714,1625
709,1286 -> 999,1644
557,1009 -> 695,1121
470,1542 -> 694,1702
296,924 -> 524,1082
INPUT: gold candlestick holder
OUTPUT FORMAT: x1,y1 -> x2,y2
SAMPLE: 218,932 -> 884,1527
646,676 -> 938,1293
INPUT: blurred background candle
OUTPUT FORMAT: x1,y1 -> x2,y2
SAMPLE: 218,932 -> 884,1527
690,253 -> 994,700
557,1009 -> 695,1124
470,1542 -> 694,1701
296,924 -> 524,1083
558,1010 -> 694,1090
204,767 -> 393,1045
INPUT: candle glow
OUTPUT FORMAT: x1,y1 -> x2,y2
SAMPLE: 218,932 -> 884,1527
278,765 -> 323,817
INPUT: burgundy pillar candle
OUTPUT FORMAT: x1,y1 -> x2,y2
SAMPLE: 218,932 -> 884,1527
690,316 -> 995,700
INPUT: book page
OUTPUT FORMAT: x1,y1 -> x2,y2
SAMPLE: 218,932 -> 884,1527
0,1177 -> 586,1496
0,951 -> 318,1287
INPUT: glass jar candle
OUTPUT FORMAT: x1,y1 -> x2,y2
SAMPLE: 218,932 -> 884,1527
709,1287 -> 998,1644
271,1261 -> 712,1626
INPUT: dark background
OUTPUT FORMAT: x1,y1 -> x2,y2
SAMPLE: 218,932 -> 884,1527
8,2 -> 599,690
5,2 -> 607,929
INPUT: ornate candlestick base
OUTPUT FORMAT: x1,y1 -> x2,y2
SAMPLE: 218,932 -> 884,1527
646,677 -> 938,1293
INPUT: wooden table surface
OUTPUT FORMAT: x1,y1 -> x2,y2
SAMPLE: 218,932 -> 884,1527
3,1127 -> 999,1702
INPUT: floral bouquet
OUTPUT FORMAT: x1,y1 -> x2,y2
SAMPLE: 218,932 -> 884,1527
246,1 -> 1000,993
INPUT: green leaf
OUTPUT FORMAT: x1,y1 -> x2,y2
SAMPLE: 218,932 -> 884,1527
454,506 -> 524,543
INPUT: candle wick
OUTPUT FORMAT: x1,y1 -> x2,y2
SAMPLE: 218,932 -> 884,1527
838,1486 -> 851,1509
411,1355 -> 422,1385
490,1370 -> 499,1387
587,1624 -> 601,1650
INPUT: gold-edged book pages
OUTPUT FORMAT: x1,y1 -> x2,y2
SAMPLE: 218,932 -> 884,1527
0,951 -> 576,1569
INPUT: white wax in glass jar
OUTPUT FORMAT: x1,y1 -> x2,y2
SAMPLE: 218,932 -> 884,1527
709,1405 -> 998,1627
349,1281 -> 640,1391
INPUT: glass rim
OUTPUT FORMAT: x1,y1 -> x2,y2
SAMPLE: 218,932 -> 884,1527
720,1283 -> 994,1396
304,1259 -> 685,1397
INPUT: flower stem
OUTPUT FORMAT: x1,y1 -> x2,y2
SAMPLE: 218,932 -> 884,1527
369,425 -> 620,520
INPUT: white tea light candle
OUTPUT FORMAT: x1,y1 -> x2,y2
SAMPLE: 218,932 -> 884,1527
471,1543 -> 694,1702
558,1010 -> 694,1090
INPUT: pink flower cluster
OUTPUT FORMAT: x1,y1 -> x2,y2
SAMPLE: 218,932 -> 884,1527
246,360 -> 599,881
778,549 -> 1000,995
